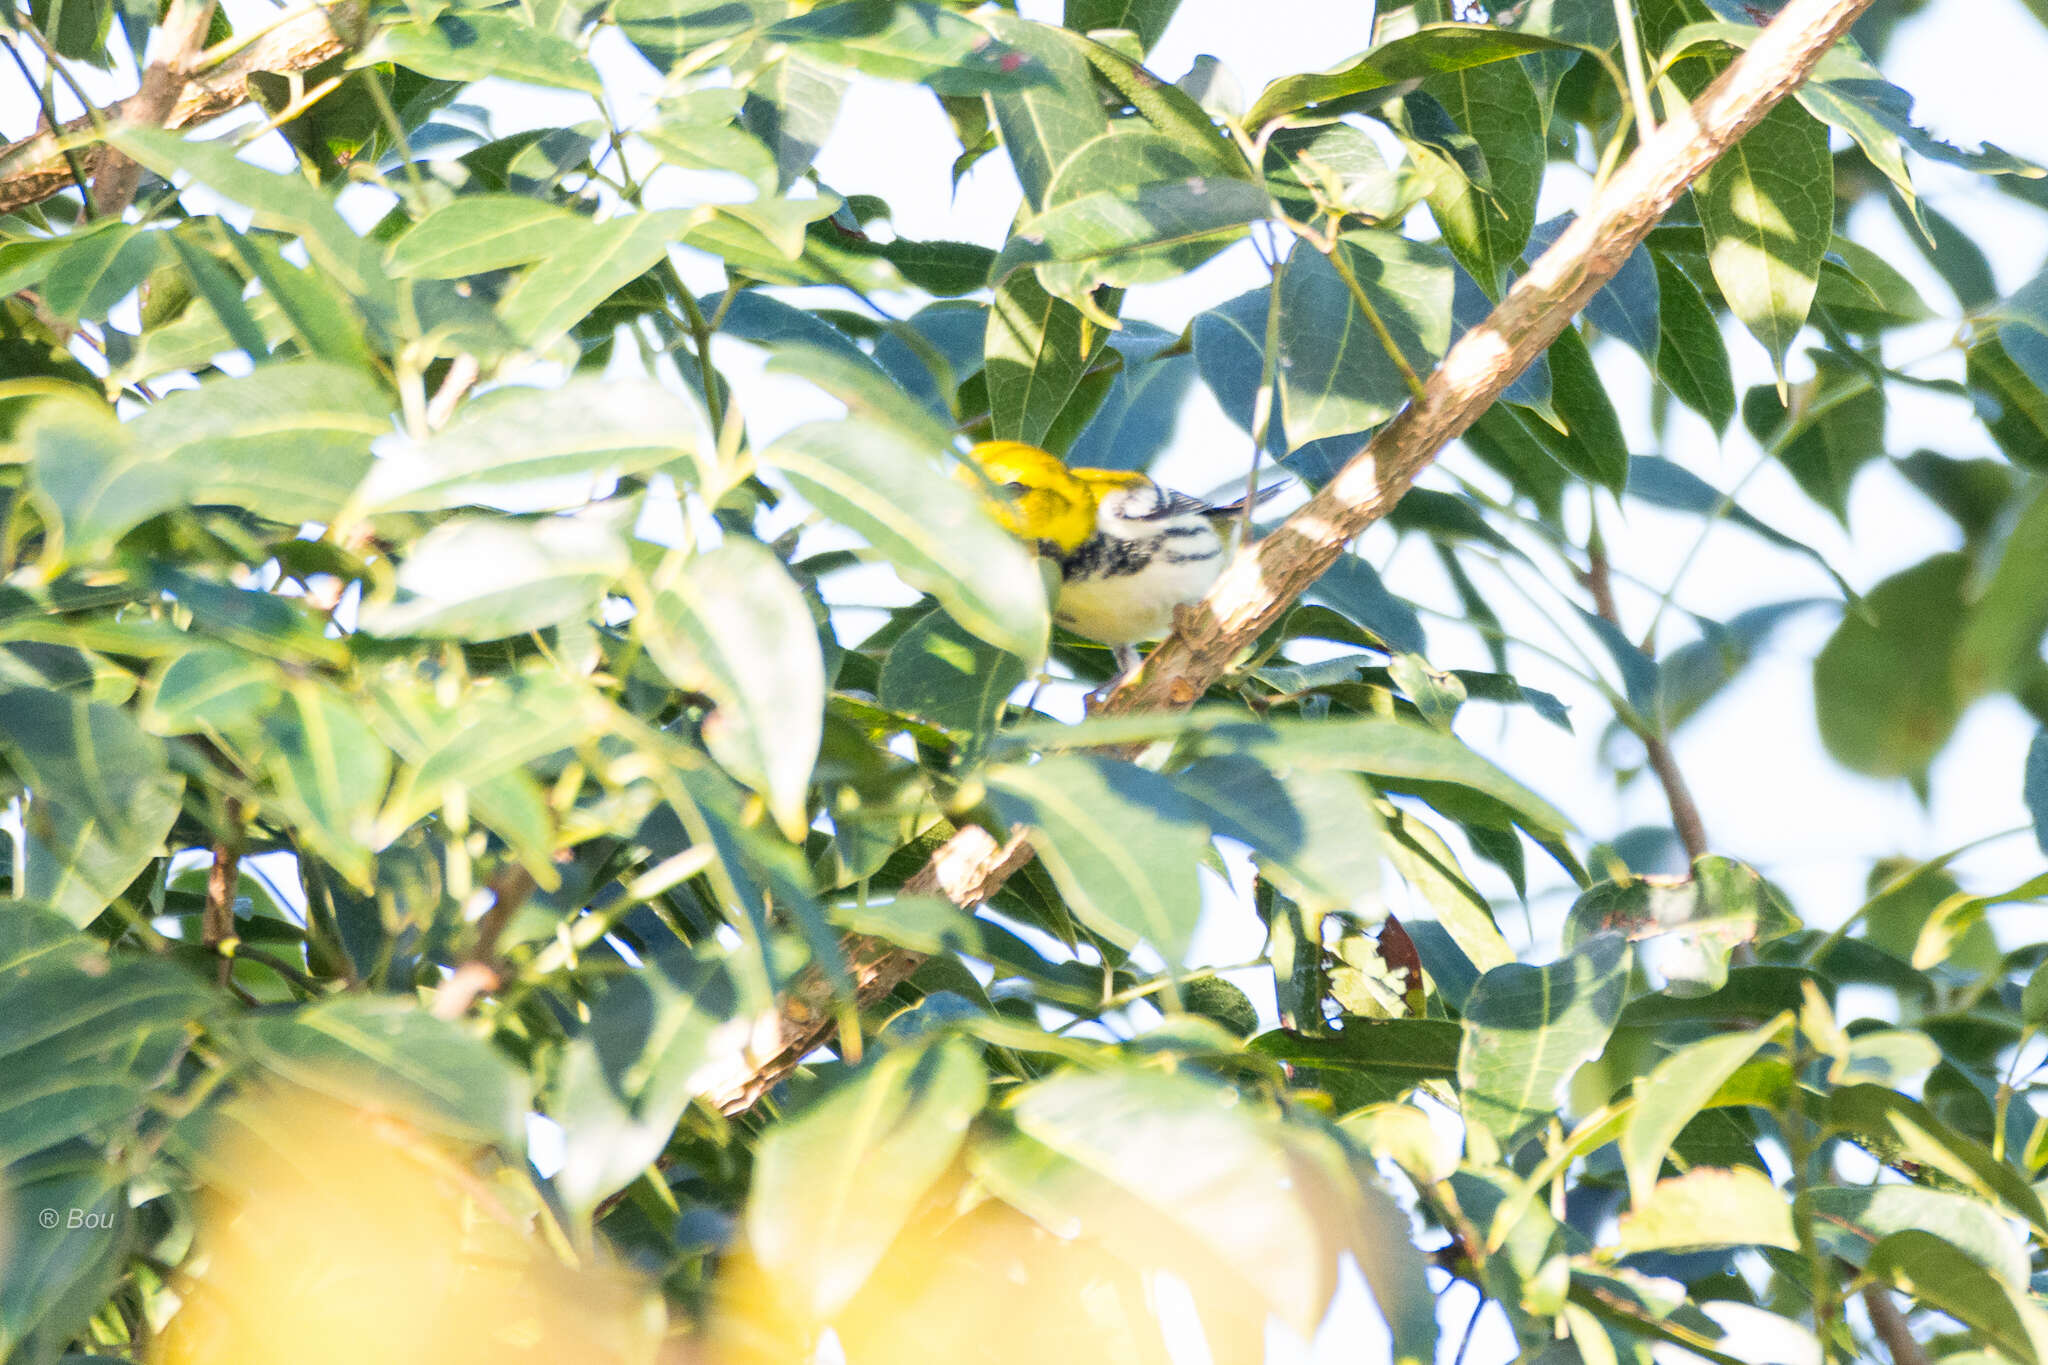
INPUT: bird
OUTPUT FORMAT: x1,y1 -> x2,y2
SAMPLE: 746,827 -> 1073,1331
965,440 -> 1286,675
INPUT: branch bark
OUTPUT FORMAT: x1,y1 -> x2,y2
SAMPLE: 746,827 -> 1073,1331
713,0 -> 1875,1115
1860,1284 -> 1931,1365
0,2 -> 359,215
90,0 -> 220,216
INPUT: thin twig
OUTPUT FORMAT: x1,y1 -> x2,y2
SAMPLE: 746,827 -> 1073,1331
2,34 -> 97,217
1584,533 -> 1710,860
429,866 -> 538,1019
203,804 -> 243,988
1860,1285 -> 1930,1365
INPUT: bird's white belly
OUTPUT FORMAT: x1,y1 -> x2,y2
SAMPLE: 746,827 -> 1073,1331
1055,523 -> 1226,645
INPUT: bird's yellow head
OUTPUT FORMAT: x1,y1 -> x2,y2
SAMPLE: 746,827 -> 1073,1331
962,440 -> 1097,555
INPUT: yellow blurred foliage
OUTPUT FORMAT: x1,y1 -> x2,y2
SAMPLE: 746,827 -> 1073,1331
152,1088 -> 669,1365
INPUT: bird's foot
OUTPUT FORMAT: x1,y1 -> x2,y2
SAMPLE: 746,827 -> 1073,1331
1084,645 -> 1144,714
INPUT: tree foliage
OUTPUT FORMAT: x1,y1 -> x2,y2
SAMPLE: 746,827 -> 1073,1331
1,0 -> 2047,1362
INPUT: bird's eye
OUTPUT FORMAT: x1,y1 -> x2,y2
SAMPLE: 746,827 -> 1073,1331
1003,481 -> 1029,494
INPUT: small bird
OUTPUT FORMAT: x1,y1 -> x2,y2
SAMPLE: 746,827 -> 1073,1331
966,440 -> 1285,674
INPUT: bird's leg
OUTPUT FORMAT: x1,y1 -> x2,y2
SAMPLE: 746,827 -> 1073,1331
1083,645 -> 1144,714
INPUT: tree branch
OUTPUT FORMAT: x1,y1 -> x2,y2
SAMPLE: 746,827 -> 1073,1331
0,2 -> 360,215
701,0 -> 1872,1122
1583,537 -> 1710,860
91,0 -> 220,215
1860,1284 -> 1931,1365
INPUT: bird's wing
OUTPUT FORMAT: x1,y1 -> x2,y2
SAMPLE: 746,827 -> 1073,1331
1206,477 -> 1292,517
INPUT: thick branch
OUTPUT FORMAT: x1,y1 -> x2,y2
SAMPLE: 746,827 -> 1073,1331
1583,541 -> 1709,860
0,2 -> 359,215
91,0 -> 220,215
709,0 -> 1873,1122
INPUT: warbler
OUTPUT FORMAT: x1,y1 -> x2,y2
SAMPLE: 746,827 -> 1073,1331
966,440 -> 1284,672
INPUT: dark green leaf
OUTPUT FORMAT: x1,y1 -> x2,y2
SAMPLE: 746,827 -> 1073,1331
1813,553 -> 1969,779
1246,25 -> 1566,129
879,606 -> 1025,751
1459,933 -> 1628,1147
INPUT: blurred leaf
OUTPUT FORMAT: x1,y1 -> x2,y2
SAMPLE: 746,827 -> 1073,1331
257,680 -> 394,886
1804,1184 -> 2030,1290
1694,97 -> 1832,378
1967,337 -> 2048,473
385,196 -> 593,278
767,0 -> 1043,95
1459,933 -> 1629,1147
982,15 -> 1111,211
747,1038 -> 986,1319
1826,1084 -> 2048,1234
1614,1166 -> 1796,1254
1953,484 -> 2048,696
0,1152 -> 130,1362
1565,858 -> 1796,996
0,688 -> 184,925
143,646 -> 285,738
1064,0 -> 1180,52
879,607 -> 1025,755
2028,730 -> 2048,855
552,951 -> 743,1215
767,419 -> 1051,659
1246,25 -> 1565,128
358,513 -> 628,640
355,378 -> 701,513
354,12 -> 601,92
242,996 -> 530,1146
1628,456 -> 1855,602
1864,1230 -> 2048,1365
1250,1019 -> 1463,1085
741,54 -> 846,192
987,755 -> 1210,962
1813,553 -> 1969,780
641,539 -> 825,839
985,270 -> 1115,448
1535,326 -> 1628,492
1176,756 -> 1383,913
1621,1016 -> 1788,1208
496,208 -> 697,345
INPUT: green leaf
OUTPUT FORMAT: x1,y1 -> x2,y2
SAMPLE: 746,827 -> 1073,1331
143,645 -> 286,738
551,951 -> 742,1215
1458,933 -> 1629,1147
1651,251 -> 1734,432
1825,1084 -> 2048,1235
1382,805 -> 1515,972
766,0 -> 1039,94
740,53 -> 846,192
127,360 -> 390,525
639,539 -> 825,840
766,419 -> 1050,659
496,208 -> 697,345
1420,54 -> 1542,292
982,14 -> 1112,211
987,755 -> 1211,962
1175,756 -> 1384,914
1968,337 -> 2048,473
0,1152 -> 129,1362
38,222 -> 163,323
1534,326 -> 1628,493
2028,731 -> 2048,856
356,512 -> 629,640
0,689 -> 185,925
1813,553 -> 1970,780
1223,716 -> 1573,844
385,195 -> 594,278
19,398 -> 184,566
1249,1018 -> 1464,1084
611,0 -> 779,72
108,126 -> 388,310
1003,173 -> 1269,295
1628,456 -> 1855,603
257,680 -> 394,886
1565,857 -> 1799,996
1246,24 -> 1565,129
1263,122 -> 1406,225
1064,0 -> 1180,52
985,269 -> 1115,448
353,377 -> 701,513
353,12 -> 601,93
1620,1016 -> 1788,1208
1864,1230 -> 2048,1365
1694,96 -> 1833,378
747,1038 -> 986,1318
1954,484 -> 2048,696
1614,1166 -> 1796,1254
241,996 -> 530,1147
879,606 -> 1025,751
1805,1184 -> 2031,1291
